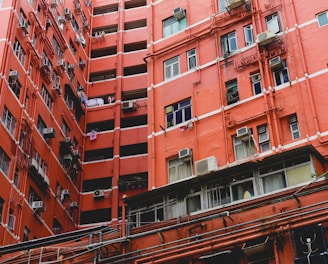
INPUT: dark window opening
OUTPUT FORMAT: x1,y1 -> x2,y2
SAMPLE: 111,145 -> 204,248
124,19 -> 146,30
119,172 -> 148,191
84,148 -> 113,162
123,64 -> 147,76
80,208 -> 111,224
89,70 -> 116,82
121,115 -> 147,128
86,120 -> 114,133
124,41 -> 147,52
52,218 -> 62,235
92,25 -> 118,36
125,0 -> 146,9
82,177 -> 112,192
91,46 -> 117,58
93,4 -> 118,15
120,142 -> 147,156
122,88 -> 147,101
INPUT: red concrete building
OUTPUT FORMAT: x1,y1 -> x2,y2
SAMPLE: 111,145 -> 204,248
1,0 -> 328,263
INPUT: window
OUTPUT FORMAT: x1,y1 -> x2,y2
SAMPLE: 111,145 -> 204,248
187,49 -> 197,70
250,73 -> 262,95
218,0 -> 226,12
8,77 -> 22,99
0,148 -> 10,176
62,119 -> 70,136
261,172 -> 286,194
37,115 -> 46,136
0,198 -> 4,222
168,156 -> 193,183
41,84 -> 53,110
226,79 -> 239,105
13,168 -> 19,187
23,226 -> 30,241
234,133 -> 255,160
266,13 -> 280,33
244,24 -> 254,46
2,106 -> 16,136
163,14 -> 187,38
273,60 -> 289,86
221,31 -> 237,56
289,115 -> 300,140
164,56 -> 180,80
207,184 -> 231,208
317,11 -> 328,27
232,180 -> 254,201
258,125 -> 270,152
52,37 -> 63,58
166,98 -> 192,128
14,39 -> 26,66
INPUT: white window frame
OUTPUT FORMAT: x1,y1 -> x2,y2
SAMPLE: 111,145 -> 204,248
187,49 -> 197,70
260,171 -> 287,194
2,107 -> 16,136
266,13 -> 280,34
165,98 -> 192,128
244,24 -> 254,46
317,11 -> 328,27
221,31 -> 237,56
233,134 -> 255,160
273,60 -> 289,86
164,56 -> 180,80
231,179 -> 255,202
14,40 -> 26,66
258,125 -> 270,152
289,115 -> 300,140
250,73 -> 262,95
0,147 -> 10,176
168,156 -> 193,183
206,184 -> 231,208
41,84 -> 53,110
163,15 -> 187,38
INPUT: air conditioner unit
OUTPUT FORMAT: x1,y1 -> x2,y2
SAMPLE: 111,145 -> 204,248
70,201 -> 79,208
256,30 -> 277,46
58,16 -> 66,24
95,31 -> 105,38
94,189 -> 104,198
29,158 -> 39,172
269,56 -> 283,70
51,0 -> 58,8
64,8 -> 72,20
9,70 -> 18,81
173,7 -> 185,20
122,100 -> 136,112
178,148 -> 192,159
53,82 -> 62,94
31,201 -> 46,211
57,59 -> 65,71
236,126 -> 250,137
225,0 -> 245,10
19,20 -> 28,34
61,189 -> 70,197
227,91 -> 239,104
195,156 -> 218,176
43,127 -> 56,138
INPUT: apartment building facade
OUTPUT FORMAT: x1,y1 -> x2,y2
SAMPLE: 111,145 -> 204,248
1,0 -> 328,263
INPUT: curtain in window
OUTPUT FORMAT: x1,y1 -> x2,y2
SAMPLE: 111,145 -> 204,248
262,172 -> 286,193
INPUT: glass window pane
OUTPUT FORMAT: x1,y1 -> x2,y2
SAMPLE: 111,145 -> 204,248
232,181 -> 254,201
175,109 -> 182,124
262,173 -> 286,193
318,13 -> 328,26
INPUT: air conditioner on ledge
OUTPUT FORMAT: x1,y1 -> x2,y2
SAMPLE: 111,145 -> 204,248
195,156 -> 218,176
